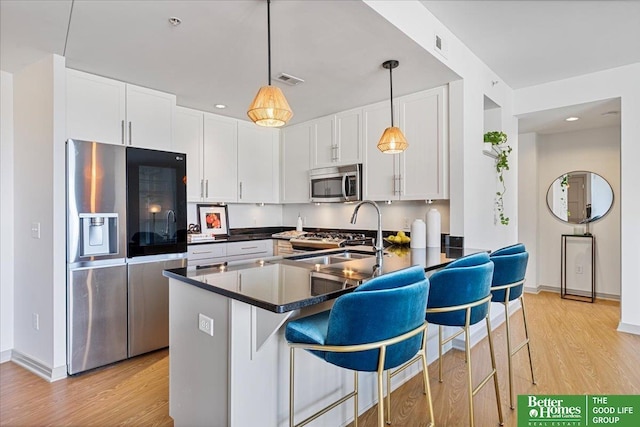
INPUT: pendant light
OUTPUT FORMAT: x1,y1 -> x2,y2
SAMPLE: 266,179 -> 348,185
377,60 -> 408,154
247,0 -> 293,127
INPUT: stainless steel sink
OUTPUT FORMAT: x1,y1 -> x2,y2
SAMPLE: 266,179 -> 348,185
293,250 -> 375,265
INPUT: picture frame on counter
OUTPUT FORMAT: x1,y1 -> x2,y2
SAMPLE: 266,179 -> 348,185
197,204 -> 229,237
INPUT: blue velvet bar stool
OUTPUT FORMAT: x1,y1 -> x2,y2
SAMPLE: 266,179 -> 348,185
285,265 -> 434,427
490,243 -> 536,409
426,252 -> 504,427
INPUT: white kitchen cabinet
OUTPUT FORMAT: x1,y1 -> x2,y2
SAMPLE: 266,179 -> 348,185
363,85 -> 448,201
203,113 -> 238,202
310,108 -> 362,168
237,121 -> 279,203
310,115 -> 334,167
66,69 -> 175,150
187,240 -> 273,267
280,122 -> 311,203
363,100 -> 398,201
174,107 -> 204,202
187,243 -> 227,267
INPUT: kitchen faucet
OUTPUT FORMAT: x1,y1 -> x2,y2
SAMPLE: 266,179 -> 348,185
350,200 -> 384,275
165,209 -> 176,237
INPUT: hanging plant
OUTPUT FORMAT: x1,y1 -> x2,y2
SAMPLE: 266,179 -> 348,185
484,131 -> 512,225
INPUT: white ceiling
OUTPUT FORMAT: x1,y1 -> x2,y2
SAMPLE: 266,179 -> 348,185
1,0 -> 637,132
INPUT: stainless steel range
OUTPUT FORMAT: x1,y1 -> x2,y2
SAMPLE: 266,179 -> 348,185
289,231 -> 368,250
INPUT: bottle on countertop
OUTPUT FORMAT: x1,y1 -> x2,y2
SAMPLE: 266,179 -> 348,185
426,208 -> 441,248
296,214 -> 303,232
410,219 -> 426,249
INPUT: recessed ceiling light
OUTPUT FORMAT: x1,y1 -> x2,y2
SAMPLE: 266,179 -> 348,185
214,104 -> 226,109
168,17 -> 181,26
565,117 -> 580,122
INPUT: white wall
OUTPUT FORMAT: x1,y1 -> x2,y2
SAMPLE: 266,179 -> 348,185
1,70 -> 15,361
12,54 -> 67,379
187,203 -> 284,229
283,200 -> 450,235
518,132 -> 538,289
366,0 -> 518,252
523,126 -> 620,297
515,63 -> 640,333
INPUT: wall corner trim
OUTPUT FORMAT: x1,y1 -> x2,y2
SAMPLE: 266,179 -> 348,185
617,322 -> 640,336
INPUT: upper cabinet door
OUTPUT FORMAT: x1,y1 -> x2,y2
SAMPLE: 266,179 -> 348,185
335,108 -> 362,165
310,115 -> 335,168
203,113 -> 238,203
125,84 -> 176,151
174,107 -> 204,202
362,100 -> 398,201
237,122 -> 279,203
281,122 -> 311,203
399,86 -> 448,200
66,69 -> 176,150
66,69 -> 126,145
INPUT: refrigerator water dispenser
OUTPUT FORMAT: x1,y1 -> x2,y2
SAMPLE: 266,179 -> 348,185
80,213 -> 119,256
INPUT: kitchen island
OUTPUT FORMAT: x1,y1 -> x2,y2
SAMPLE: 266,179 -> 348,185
163,246 -> 482,427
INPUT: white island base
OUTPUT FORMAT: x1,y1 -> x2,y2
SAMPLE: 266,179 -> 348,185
168,274 -> 509,427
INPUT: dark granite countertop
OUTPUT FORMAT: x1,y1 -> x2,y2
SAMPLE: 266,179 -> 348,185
164,246 -> 485,313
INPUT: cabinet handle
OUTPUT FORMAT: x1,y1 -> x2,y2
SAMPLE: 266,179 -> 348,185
398,174 -> 403,196
192,250 -> 214,255
200,179 -> 204,198
128,121 -> 132,145
239,182 -> 243,199
121,120 -> 125,145
238,273 -> 242,292
241,246 -> 258,250
205,179 -> 209,198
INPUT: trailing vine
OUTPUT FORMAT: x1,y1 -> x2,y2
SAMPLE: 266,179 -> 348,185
484,131 -> 512,225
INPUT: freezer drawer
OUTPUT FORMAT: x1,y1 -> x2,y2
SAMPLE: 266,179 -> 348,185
128,258 -> 186,357
68,264 -> 128,375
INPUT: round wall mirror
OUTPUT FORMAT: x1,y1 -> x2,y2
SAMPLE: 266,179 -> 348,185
546,171 -> 613,224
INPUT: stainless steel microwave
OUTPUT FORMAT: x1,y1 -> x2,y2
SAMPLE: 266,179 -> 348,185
309,164 -> 362,203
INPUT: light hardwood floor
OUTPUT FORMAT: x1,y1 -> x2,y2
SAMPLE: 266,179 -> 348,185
2,291 -> 639,427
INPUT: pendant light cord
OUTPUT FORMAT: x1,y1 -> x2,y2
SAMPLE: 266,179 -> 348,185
389,66 -> 394,127
267,0 -> 272,86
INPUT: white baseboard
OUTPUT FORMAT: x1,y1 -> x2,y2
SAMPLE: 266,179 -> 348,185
0,349 -> 11,363
10,350 -> 67,382
617,322 -> 640,336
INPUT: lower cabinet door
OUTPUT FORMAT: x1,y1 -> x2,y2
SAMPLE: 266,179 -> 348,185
128,258 -> 186,357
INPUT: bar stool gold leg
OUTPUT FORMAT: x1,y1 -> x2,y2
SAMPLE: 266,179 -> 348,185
354,371 -> 359,427
289,347 -> 295,427
438,325 -> 444,382
464,325 -> 474,427
520,295 -> 536,385
486,315 -> 505,426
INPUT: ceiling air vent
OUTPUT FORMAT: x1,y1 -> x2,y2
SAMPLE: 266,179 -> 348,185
275,73 -> 305,86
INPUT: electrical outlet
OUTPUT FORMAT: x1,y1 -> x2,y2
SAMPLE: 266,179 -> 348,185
32,313 -> 39,331
198,313 -> 214,336
403,217 -> 410,229
576,265 -> 584,274
31,222 -> 41,239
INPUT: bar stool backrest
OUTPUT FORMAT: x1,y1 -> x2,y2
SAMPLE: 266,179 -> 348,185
490,243 -> 529,302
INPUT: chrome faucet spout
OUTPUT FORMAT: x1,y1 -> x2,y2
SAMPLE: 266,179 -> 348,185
350,200 -> 383,253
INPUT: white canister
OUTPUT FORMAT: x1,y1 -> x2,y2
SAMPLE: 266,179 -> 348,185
426,208 -> 441,248
410,219 -> 426,248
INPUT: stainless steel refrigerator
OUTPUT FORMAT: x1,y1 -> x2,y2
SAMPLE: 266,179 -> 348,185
66,139 -> 187,375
